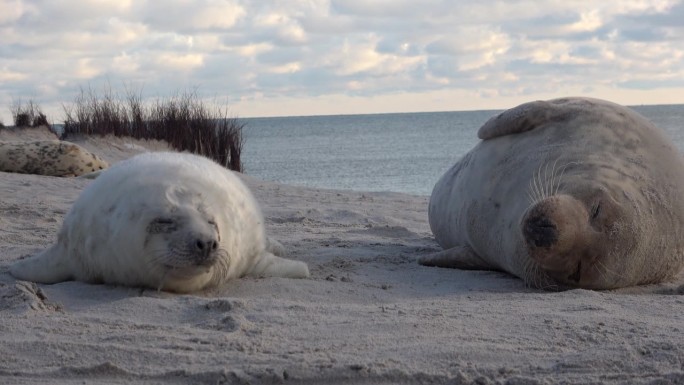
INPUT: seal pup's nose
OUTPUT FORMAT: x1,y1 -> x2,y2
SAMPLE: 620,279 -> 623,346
193,237 -> 219,260
524,215 -> 558,248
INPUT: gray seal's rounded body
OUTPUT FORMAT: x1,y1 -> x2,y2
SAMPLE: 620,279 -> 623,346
421,97 -> 684,290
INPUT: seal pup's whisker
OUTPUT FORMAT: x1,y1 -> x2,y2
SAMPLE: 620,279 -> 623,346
208,249 -> 232,285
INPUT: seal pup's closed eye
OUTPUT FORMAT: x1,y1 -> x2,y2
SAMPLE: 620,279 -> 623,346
10,151 -> 309,293
421,97 -> 684,290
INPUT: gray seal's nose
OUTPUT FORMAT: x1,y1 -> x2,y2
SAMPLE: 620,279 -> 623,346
524,215 -> 558,248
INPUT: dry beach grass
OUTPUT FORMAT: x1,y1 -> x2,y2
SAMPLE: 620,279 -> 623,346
62,87 -> 245,172
0,129 -> 683,384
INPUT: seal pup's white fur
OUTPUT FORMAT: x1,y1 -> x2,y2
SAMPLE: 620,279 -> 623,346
421,97 -> 684,290
10,152 -> 309,292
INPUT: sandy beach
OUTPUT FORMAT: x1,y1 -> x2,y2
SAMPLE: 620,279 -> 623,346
1,129 -> 683,384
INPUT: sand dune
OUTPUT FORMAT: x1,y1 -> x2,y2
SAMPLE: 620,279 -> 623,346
1,132 -> 683,384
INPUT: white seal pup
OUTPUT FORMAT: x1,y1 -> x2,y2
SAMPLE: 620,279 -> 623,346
0,140 -> 108,176
421,97 -> 684,290
10,152 -> 310,293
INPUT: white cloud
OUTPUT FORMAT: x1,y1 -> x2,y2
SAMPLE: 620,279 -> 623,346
268,62 -> 302,74
106,18 -> 148,45
254,12 -> 309,45
193,3 -> 246,29
331,0 -> 444,17
74,58 -> 102,79
426,27 -> 510,71
154,53 -> 205,72
0,0 -> 683,123
277,23 -> 307,44
0,0 -> 32,24
613,0 -> 678,14
132,0 -> 245,32
111,52 -> 140,75
234,42 -> 273,57
567,10 -> 603,32
323,37 -> 424,76
0,67 -> 27,82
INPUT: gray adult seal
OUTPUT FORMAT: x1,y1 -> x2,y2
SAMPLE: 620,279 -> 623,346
420,97 -> 684,290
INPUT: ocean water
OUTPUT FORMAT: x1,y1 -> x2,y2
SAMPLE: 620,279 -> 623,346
240,104 -> 684,196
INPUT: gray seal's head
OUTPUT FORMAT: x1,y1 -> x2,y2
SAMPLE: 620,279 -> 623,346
505,98 -> 684,289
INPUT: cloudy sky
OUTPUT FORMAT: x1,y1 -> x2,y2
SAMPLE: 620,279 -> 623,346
1,0 -> 683,123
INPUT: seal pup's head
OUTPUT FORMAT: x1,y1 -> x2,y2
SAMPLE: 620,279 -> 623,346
140,186 -> 229,291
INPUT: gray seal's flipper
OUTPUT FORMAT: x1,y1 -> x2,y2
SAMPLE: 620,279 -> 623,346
419,245 -> 494,270
478,100 -> 561,140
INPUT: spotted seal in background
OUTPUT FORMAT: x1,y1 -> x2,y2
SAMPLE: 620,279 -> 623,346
421,97 -> 684,290
0,140 -> 108,176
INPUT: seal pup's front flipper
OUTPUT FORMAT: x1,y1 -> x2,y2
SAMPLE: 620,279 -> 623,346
418,245 -> 494,270
248,252 -> 310,279
265,238 -> 286,257
10,245 -> 73,284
